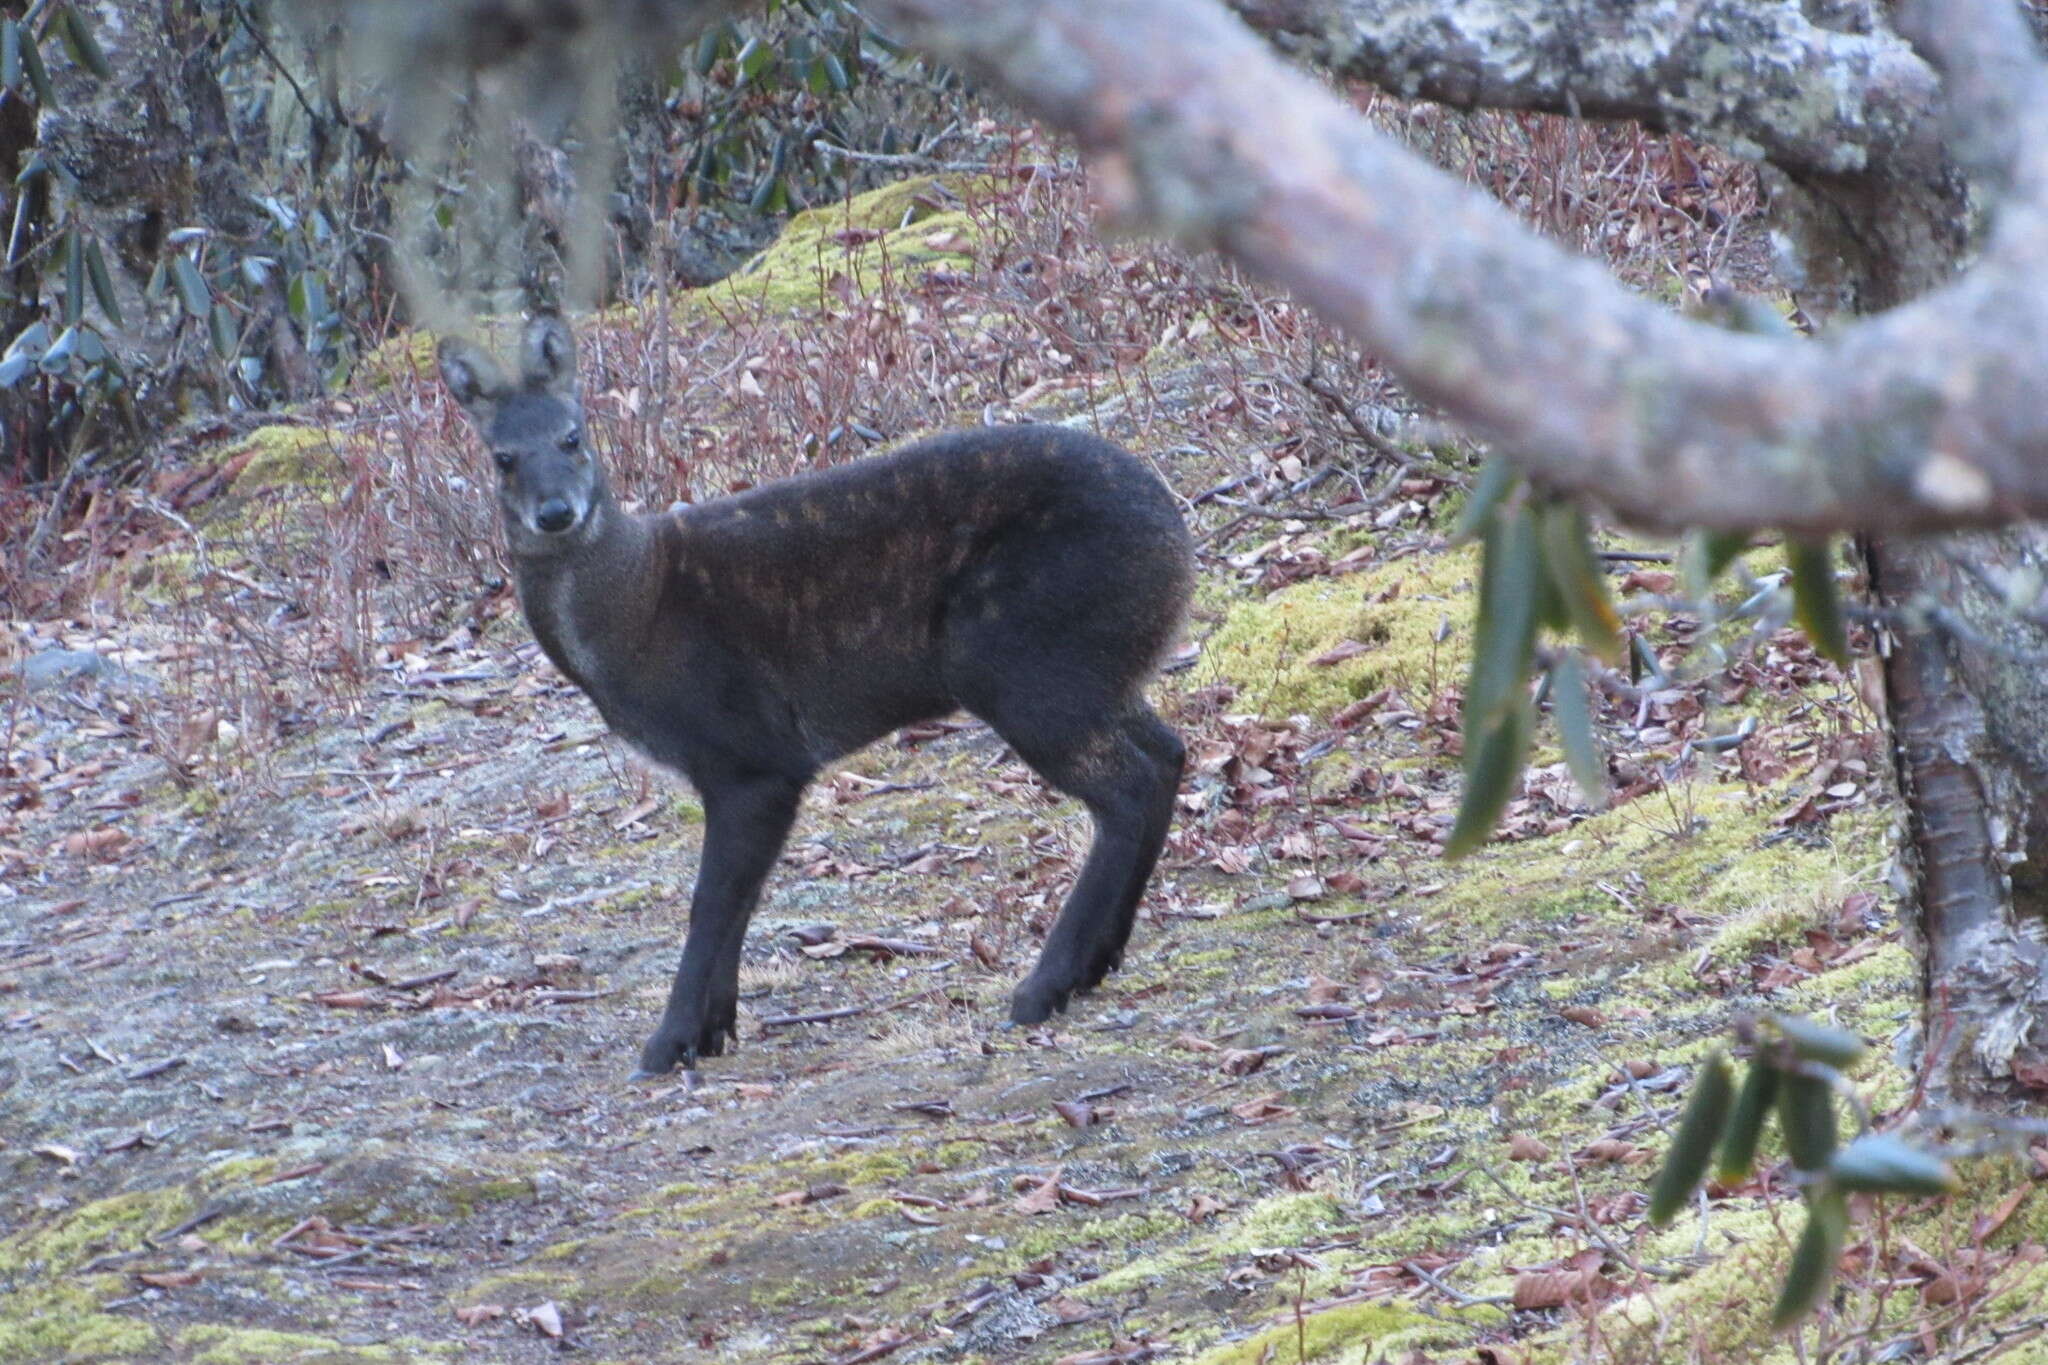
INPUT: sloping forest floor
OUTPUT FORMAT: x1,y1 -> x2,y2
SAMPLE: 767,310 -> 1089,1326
5,131 -> 2048,1365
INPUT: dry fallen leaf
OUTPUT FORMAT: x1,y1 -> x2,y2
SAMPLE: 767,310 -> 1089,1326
454,1304 -> 506,1327
1219,1048 -> 1273,1077
1014,1171 -> 1064,1215
1053,1100 -> 1101,1128
1513,1269 -> 1608,1309
1974,1184 -> 2032,1242
1306,973 -> 1348,1004
1560,1005 -> 1607,1028
523,1301 -> 564,1338
136,1270 -> 203,1290
1230,1093 -> 1296,1125
1507,1134 -> 1552,1161
611,796 -> 660,831
1309,639 -> 1372,667
1186,1194 -> 1227,1223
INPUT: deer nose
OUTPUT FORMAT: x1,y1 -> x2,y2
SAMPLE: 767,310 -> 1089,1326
534,499 -> 576,533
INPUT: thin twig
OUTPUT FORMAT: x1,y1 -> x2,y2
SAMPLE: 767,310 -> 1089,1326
1401,1259 -> 1514,1308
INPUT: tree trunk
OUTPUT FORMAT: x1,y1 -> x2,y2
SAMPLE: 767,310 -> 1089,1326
1869,533 -> 2048,1097
1768,145 -> 2048,1100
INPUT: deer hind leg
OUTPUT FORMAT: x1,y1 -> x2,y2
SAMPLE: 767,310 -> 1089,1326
967,690 -> 1183,1025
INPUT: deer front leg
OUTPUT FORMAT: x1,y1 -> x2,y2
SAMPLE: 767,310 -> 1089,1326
631,773 -> 805,1080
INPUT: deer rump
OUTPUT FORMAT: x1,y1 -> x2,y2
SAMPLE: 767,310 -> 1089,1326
442,317 -> 1193,1079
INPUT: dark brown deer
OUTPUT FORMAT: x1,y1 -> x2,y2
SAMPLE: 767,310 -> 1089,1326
439,317 -> 1193,1079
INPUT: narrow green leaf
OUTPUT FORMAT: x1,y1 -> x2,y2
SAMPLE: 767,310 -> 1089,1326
6,182 -> 33,266
56,4 -> 113,80
1716,1058 -> 1780,1186
1777,1072 -> 1839,1172
1539,500 -> 1624,663
1648,1051 -> 1734,1226
207,301 -> 237,359
748,171 -> 781,214
1535,546 -> 1570,635
1771,1014 -> 1867,1069
62,226 -> 82,326
1550,652 -> 1608,808
2,20 -> 22,90
820,51 -> 849,92
1451,455 -> 1516,544
691,22 -> 725,75
0,353 -> 29,386
84,238 -> 122,326
1788,537 -> 1850,667
837,26 -> 862,86
735,36 -> 773,81
1465,504 -> 1541,736
1444,695 -> 1532,859
171,254 -> 210,318
1771,1187 -> 1848,1330
1828,1134 -> 1958,1197
19,26 -> 54,106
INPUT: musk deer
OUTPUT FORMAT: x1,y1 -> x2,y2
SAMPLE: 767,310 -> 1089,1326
439,316 -> 1194,1078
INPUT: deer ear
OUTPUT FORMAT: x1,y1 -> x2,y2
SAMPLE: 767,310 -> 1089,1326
520,314 -> 578,396
438,337 -> 509,420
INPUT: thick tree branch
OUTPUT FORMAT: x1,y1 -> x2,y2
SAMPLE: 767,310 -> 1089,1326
855,0 -> 2048,535
1223,0 -> 1943,179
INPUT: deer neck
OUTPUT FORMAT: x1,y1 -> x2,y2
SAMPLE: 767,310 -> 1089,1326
509,486 -> 656,695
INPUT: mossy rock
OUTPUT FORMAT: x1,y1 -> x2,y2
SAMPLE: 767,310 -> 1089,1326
0,1187 -> 196,1277
0,1277 -> 157,1364
680,175 -> 990,316
1205,545 -> 1479,722
226,425 -> 348,494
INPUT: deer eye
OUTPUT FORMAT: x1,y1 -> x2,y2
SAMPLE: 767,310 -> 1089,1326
493,450 -> 516,474
560,429 -> 582,453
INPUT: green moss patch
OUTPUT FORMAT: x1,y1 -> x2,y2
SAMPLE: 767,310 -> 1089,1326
682,176 -> 988,315
1193,1300 -> 1494,1365
1205,546 -> 1478,721
175,1325 -> 417,1364
0,1278 -> 156,1364
226,426 -> 349,494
